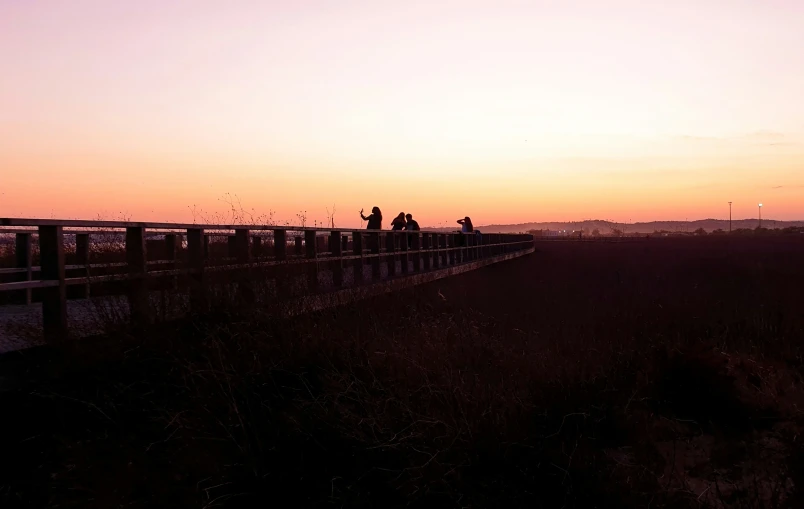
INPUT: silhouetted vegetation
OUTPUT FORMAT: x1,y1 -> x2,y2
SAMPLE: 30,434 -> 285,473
2,237 -> 804,508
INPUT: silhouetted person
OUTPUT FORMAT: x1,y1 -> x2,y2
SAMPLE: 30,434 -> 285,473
457,216 -> 474,247
404,214 -> 420,231
391,212 -> 406,231
457,216 -> 474,233
405,213 -> 420,248
360,207 -> 382,230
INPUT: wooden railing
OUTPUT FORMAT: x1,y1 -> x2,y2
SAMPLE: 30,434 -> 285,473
0,218 -> 534,341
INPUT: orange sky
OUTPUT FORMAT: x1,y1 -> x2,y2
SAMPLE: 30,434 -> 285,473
2,0 -> 803,228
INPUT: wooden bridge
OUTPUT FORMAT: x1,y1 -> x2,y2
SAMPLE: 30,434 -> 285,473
0,218 -> 534,351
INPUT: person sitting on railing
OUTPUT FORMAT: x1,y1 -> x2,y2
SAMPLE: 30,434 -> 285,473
391,212 -> 406,231
360,207 -> 382,230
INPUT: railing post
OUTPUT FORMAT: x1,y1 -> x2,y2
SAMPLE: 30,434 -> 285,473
386,232 -> 396,277
235,229 -> 254,304
227,235 -> 237,258
273,229 -> 290,299
252,236 -> 263,258
164,234 -> 177,263
342,234 -> 349,254
156,233 -> 176,317
433,234 -> 442,268
429,234 -> 437,269
370,232 -> 381,280
464,233 -> 471,261
234,229 -> 250,262
305,230 -> 319,292
411,232 -> 421,272
163,233 -> 177,278
14,233 -> 32,305
400,232 -> 409,274
295,236 -> 303,256
75,233 -> 90,298
352,232 -> 364,285
126,227 -> 149,326
330,230 -> 343,287
274,230 -> 287,261
203,235 -> 210,259
39,226 -> 67,341
188,228 -> 207,313
421,233 -> 431,270
447,234 -> 456,265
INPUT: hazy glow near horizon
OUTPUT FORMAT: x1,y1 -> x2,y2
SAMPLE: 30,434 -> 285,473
2,0 -> 803,227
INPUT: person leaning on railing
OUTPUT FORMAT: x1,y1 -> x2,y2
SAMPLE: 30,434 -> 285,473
360,207 -> 382,229
404,213 -> 420,248
404,214 -> 420,232
391,212 -> 406,231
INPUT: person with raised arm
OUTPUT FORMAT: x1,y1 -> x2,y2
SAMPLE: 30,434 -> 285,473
360,206 -> 382,230
457,216 -> 474,233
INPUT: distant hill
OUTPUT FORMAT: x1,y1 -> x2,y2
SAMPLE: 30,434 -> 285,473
463,219 -> 804,234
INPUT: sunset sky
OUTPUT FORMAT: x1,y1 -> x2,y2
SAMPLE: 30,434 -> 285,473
2,0 -> 803,227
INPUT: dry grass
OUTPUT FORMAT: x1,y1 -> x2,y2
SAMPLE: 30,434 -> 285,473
1,237 -> 804,508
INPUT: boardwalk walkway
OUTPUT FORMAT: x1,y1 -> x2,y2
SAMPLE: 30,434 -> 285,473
1,218 -> 534,352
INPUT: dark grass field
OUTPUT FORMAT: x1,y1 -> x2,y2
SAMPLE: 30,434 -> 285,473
2,237 -> 804,508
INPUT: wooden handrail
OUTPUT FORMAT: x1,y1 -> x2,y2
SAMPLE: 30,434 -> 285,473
2,217 -> 499,234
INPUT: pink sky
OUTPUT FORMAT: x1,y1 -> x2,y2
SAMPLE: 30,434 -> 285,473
2,0 -> 803,227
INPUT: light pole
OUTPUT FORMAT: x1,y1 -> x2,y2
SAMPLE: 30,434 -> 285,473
728,201 -> 732,233
758,203 -> 763,229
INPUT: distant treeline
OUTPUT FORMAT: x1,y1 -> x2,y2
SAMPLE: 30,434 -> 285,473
527,226 -> 804,238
